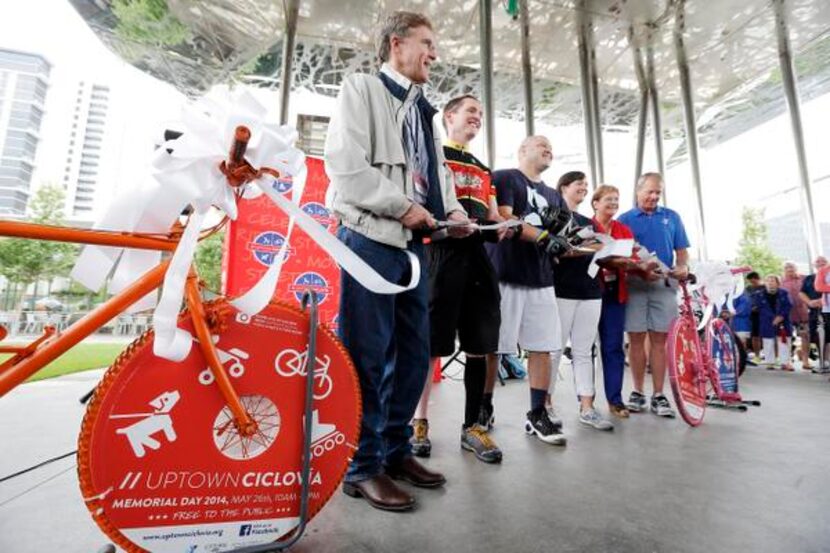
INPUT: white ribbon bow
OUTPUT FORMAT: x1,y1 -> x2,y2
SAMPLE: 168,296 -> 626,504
72,88 -> 420,362
689,261 -> 744,329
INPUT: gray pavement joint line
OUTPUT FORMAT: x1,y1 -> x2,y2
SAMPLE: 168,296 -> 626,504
0,464 -> 76,508
0,450 -> 77,483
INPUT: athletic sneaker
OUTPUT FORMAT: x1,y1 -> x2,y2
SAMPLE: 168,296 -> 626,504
650,394 -> 676,418
812,365 -> 830,374
627,390 -> 647,413
410,418 -> 431,457
579,408 -> 614,431
545,405 -> 563,426
524,408 -> 567,445
478,403 -> 495,431
461,425 -> 503,463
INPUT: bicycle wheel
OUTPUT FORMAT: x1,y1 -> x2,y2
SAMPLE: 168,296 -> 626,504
707,319 -> 741,401
77,299 -> 360,553
667,314 -> 707,426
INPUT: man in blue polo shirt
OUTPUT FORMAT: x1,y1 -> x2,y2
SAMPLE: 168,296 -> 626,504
618,172 -> 689,417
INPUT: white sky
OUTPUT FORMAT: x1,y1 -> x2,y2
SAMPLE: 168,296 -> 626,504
2,0 -> 827,262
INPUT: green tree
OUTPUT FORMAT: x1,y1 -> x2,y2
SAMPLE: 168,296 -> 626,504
194,231 -> 226,293
735,207 -> 783,277
112,0 -> 190,47
0,184 -> 78,309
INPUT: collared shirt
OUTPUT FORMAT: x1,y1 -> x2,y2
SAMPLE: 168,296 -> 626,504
618,205 -> 690,268
593,217 -> 634,303
378,63 -> 445,219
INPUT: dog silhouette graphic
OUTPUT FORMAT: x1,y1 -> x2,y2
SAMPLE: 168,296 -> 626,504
114,391 -> 181,458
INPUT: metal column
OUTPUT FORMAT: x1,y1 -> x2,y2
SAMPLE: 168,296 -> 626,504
645,40 -> 666,205
279,0 -> 300,125
519,0 -> 534,136
577,6 -> 599,188
589,24 -> 604,185
673,0 -> 707,260
480,0 -> 496,167
631,29 -> 649,191
773,0 -> 821,262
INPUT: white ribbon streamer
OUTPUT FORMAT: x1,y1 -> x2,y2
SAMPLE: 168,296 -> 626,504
229,166 -> 307,316
152,209 -> 207,360
253,175 -> 421,297
436,219 -> 522,231
688,261 -> 744,330
72,88 -> 423,362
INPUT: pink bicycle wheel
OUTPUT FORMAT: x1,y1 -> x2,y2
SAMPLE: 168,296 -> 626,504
667,314 -> 707,426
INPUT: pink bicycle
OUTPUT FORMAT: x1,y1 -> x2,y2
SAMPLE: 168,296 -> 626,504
667,267 -> 759,427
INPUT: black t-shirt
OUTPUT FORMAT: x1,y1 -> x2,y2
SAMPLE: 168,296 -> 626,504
552,212 -> 601,299
802,274 -> 820,300
486,169 -> 565,287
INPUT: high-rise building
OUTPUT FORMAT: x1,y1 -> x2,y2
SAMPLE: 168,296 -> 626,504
766,211 -> 830,266
63,81 -> 110,218
0,48 -> 50,216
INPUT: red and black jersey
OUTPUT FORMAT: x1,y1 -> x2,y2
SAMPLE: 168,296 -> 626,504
443,142 -> 494,222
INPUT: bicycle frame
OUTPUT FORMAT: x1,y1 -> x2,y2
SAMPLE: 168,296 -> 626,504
0,218 -> 256,434
671,274 -> 752,426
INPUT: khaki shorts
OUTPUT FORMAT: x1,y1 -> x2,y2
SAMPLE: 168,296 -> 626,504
625,277 -> 679,333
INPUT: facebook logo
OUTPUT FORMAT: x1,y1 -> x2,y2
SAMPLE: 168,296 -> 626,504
239,524 -> 253,537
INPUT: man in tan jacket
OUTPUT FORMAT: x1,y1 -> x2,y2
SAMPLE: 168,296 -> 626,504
325,11 -> 469,512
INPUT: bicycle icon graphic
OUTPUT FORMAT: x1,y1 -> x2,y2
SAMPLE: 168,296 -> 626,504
275,348 -> 333,400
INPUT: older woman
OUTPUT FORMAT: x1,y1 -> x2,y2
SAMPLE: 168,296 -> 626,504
548,172 -> 613,431
591,185 -> 641,418
757,274 -> 794,370
781,261 -> 810,370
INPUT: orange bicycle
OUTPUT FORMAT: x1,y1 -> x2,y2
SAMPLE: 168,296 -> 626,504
0,126 -> 361,552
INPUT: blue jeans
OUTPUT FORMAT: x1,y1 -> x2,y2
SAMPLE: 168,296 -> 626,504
599,292 -> 626,406
336,227 -> 429,483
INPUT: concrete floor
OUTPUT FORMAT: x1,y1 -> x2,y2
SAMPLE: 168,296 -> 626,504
1,363 -> 829,553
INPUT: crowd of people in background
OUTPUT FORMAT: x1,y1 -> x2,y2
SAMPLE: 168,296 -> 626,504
729,257 -> 830,373
322,10 -> 829,513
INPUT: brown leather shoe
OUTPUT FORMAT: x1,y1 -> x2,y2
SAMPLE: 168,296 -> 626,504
386,456 -> 446,488
342,474 -> 415,512
609,403 -> 630,419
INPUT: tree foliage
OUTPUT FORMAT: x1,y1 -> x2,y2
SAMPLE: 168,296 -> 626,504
735,207 -> 783,277
112,0 -> 191,47
194,231 -> 226,293
0,185 -> 78,307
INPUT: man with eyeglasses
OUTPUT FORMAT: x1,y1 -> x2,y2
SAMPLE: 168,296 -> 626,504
324,11 -> 470,512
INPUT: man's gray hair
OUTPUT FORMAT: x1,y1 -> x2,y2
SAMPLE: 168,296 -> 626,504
376,11 -> 433,63
636,172 -> 664,190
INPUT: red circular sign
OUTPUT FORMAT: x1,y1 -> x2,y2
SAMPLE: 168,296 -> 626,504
78,300 -> 360,552
667,315 -> 706,426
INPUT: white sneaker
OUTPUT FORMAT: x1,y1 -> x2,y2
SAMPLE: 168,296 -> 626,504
545,405 -> 562,426
579,408 -> 614,431
650,394 -> 676,418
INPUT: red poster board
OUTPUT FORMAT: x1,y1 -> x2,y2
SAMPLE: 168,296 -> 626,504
223,157 -> 340,330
